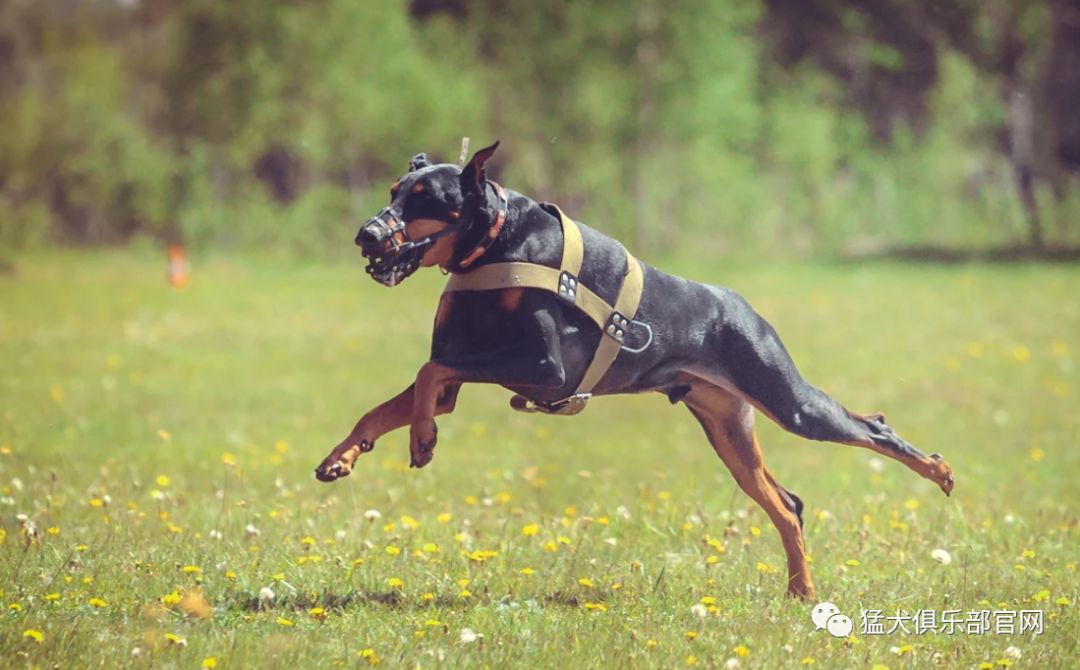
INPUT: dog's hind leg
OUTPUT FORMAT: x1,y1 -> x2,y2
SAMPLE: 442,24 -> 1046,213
701,292 -> 955,495
683,383 -> 815,600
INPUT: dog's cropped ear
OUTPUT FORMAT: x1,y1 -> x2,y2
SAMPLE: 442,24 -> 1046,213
460,141 -> 499,191
408,153 -> 432,172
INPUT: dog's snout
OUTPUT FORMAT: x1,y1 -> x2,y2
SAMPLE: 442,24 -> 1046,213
356,222 -> 384,249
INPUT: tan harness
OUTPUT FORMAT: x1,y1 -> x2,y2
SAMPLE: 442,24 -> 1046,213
443,205 -> 646,415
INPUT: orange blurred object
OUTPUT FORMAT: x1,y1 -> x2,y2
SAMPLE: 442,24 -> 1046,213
167,245 -> 190,288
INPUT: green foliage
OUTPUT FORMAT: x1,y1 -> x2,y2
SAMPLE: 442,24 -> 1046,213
0,0 -> 1077,257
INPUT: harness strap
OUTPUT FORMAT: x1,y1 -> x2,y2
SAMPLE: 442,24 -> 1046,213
443,205 -> 644,399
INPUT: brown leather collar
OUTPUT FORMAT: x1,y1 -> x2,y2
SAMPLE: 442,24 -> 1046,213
456,181 -> 509,270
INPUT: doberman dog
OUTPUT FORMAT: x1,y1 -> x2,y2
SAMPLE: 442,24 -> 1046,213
314,142 -> 956,600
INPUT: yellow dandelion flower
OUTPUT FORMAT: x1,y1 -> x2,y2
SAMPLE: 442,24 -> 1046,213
706,556 -> 719,565
44,593 -> 60,602
519,567 -> 535,575
221,452 -> 237,467
646,639 -> 658,648
309,606 -> 326,618
544,541 -> 558,552
8,603 -> 23,612
700,596 -> 716,605
1030,448 -> 1045,462
358,648 -> 380,666
904,498 -> 919,511
457,578 -> 470,587
578,577 -> 594,588
385,545 -> 401,556
301,536 -> 316,546
522,523 -> 540,537
1012,346 -> 1030,363
686,656 -> 698,666
1055,596 -> 1071,606
89,497 -> 104,508
1033,589 -> 1050,602
583,602 -> 607,612
225,570 -> 237,580
156,475 -> 171,487
164,633 -> 186,645
684,631 -> 697,640
749,526 -> 761,536
734,645 -> 749,657
182,565 -> 202,574
422,543 -> 439,553
202,658 -> 218,669
755,562 -> 771,574
23,629 -> 44,643
464,495 -> 478,505
401,515 -> 420,529
421,592 -> 435,601
161,591 -> 182,606
1021,549 -> 1036,559
495,492 -> 511,503
386,577 -> 404,589
276,617 -> 293,626
352,558 -> 365,566
76,544 -> 88,552
458,589 -> 472,598
436,513 -> 452,523
557,536 -> 571,545
802,658 -> 816,665
846,559 -> 860,567
88,597 -> 107,608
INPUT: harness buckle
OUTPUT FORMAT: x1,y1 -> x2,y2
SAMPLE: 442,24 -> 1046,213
509,392 -> 591,416
604,311 -> 630,343
557,271 -> 579,305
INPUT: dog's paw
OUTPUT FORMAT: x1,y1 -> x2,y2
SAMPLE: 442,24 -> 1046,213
314,441 -> 372,482
928,452 -> 955,496
409,421 -> 438,469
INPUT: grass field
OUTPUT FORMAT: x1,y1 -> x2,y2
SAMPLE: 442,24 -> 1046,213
1,250 -> 1077,669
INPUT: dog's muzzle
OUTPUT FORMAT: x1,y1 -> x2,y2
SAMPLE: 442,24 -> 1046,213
356,208 -> 454,287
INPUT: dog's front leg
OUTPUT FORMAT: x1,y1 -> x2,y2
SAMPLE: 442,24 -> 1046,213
408,348 -> 567,468
315,381 -> 461,481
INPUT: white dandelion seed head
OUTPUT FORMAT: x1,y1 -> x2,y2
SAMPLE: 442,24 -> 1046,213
244,524 -> 261,536
259,587 -> 275,602
364,509 -> 382,522
868,458 -> 885,473
1003,513 -> 1016,525
209,529 -> 223,540
690,603 -> 709,618
616,505 -> 631,520
604,537 -> 618,547
931,548 -> 952,565
1004,646 -> 1022,660
459,628 -> 483,644
130,647 -> 141,658
335,529 -> 347,541
724,658 -> 741,670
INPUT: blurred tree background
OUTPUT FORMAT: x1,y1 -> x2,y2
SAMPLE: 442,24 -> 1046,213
1,0 -> 1078,259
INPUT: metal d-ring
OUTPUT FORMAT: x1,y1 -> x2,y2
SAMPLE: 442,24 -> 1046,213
619,320 -> 653,354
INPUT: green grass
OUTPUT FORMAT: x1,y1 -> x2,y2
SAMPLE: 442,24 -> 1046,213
1,250 -> 1077,669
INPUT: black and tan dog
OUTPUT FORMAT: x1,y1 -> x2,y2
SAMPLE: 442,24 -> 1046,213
314,142 -> 955,599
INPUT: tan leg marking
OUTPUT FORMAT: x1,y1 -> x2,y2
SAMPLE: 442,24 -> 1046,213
684,383 -> 816,600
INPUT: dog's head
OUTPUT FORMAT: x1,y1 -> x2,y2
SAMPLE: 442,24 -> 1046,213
356,141 -> 500,286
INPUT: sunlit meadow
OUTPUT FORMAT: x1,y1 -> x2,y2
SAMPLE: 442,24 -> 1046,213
1,250 -> 1077,668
